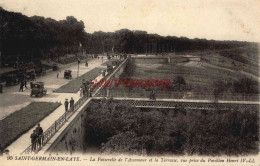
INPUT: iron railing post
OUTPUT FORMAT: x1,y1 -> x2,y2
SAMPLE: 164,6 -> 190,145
55,121 -> 57,131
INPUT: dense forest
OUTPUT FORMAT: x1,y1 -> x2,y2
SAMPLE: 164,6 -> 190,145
0,7 -> 258,66
84,99 -> 259,155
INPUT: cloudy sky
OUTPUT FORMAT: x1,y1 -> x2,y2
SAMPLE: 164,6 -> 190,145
1,0 -> 260,42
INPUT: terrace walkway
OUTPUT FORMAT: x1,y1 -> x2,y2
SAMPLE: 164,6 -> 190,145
17,58 -> 128,155
4,57 -> 113,155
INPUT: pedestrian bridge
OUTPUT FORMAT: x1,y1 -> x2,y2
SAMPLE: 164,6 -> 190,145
22,96 -> 258,155
92,97 -> 260,110
20,57 -> 260,155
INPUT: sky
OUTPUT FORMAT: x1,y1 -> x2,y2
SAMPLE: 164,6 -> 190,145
1,0 -> 260,42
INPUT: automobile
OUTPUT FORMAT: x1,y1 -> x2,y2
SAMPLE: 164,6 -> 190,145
52,64 -> 59,71
94,54 -> 98,58
64,70 -> 72,79
5,74 -> 19,86
30,82 -> 47,97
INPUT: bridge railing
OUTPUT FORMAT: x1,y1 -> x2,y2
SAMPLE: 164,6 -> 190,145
96,89 -> 259,101
21,95 -> 88,154
21,58 -> 128,155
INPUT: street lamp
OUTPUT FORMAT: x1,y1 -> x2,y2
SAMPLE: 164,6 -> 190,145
77,58 -> 80,77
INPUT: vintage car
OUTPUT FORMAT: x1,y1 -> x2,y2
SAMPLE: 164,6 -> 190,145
52,64 -> 58,71
30,82 -> 47,97
5,74 -> 19,86
64,70 -> 72,79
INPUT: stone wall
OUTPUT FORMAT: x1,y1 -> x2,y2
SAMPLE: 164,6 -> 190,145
48,110 -> 87,155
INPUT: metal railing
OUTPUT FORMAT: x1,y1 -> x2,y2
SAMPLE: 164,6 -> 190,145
21,95 -> 88,154
21,58 -> 128,154
95,89 -> 260,102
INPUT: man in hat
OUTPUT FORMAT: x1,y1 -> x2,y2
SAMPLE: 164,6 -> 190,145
30,130 -> 37,151
24,79 -> 28,89
36,124 -> 43,147
65,99 -> 69,112
19,81 -> 24,92
70,97 -> 74,111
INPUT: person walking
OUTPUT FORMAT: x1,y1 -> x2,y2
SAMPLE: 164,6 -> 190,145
19,81 -> 24,92
0,143 -> 3,156
65,99 -> 69,112
79,86 -> 83,97
57,72 -> 59,78
85,84 -> 89,97
150,89 -> 156,100
24,79 -> 28,89
30,130 -> 37,151
0,84 -> 3,93
36,124 -> 43,148
82,86 -> 86,97
70,97 -> 74,111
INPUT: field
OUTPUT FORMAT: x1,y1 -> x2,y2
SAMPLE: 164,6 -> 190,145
0,102 -> 61,149
107,48 -> 259,98
55,67 -> 104,93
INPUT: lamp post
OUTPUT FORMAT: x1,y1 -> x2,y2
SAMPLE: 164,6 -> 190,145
77,42 -> 82,77
77,58 -> 80,77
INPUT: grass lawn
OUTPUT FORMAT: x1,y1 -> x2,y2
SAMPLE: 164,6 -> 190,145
55,67 -> 104,93
109,59 -> 257,97
0,102 -> 61,149
101,59 -> 120,66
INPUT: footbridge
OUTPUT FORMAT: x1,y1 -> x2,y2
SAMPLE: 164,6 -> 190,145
92,97 -> 259,110
20,57 -> 260,155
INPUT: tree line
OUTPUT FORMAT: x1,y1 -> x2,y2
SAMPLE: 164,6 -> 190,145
83,99 -> 259,155
0,7 -> 257,65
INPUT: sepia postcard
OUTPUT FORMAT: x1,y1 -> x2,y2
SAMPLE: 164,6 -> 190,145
0,0 -> 259,166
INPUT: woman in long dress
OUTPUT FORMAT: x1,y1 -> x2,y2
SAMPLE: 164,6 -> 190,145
80,86 -> 83,97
